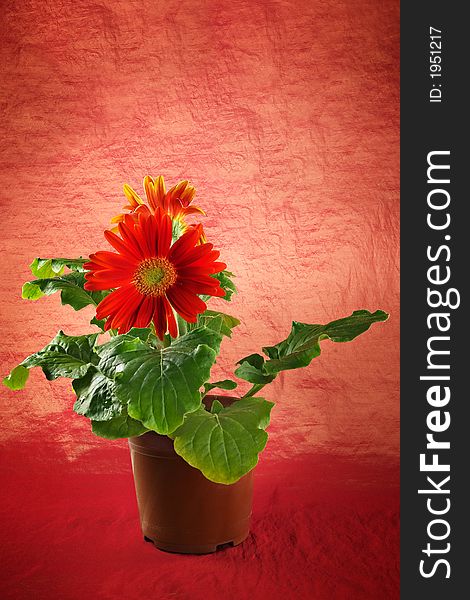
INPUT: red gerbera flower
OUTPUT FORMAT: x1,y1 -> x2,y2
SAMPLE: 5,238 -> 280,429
84,209 -> 226,338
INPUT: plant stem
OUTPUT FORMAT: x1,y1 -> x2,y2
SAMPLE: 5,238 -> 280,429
176,314 -> 187,337
242,383 -> 266,398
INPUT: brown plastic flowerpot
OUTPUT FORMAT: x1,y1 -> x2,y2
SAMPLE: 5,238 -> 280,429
128,396 -> 254,554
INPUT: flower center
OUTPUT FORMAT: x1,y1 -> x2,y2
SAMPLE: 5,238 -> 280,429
133,257 -> 177,297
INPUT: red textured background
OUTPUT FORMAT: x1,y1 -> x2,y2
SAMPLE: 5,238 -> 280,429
0,1 -> 399,598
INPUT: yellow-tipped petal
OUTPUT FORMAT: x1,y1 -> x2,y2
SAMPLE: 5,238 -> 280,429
155,175 -> 166,204
180,185 -> 196,205
197,224 -> 207,244
123,184 -> 144,207
143,175 -> 158,210
110,213 -> 125,224
184,205 -> 206,216
169,180 -> 189,200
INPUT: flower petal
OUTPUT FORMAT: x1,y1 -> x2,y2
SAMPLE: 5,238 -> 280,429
84,277 -> 118,291
182,205 -> 205,216
155,175 -> 166,205
166,284 -> 206,322
143,175 -> 158,211
178,280 -> 225,297
104,229 -> 142,261
88,251 -> 138,269
162,296 -> 178,338
179,186 -> 196,207
153,296 -> 168,340
118,220 -> 149,258
123,183 -> 144,208
134,295 -> 155,329
174,243 -> 214,268
169,224 -> 203,263
169,180 -> 188,201
108,287 -> 143,330
156,209 -> 172,256
86,270 -> 133,286
95,285 -> 137,319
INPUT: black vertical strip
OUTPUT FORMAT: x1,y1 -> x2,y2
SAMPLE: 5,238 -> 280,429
401,4 -> 467,598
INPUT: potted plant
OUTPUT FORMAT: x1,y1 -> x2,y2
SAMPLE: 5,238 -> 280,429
3,175 -> 388,554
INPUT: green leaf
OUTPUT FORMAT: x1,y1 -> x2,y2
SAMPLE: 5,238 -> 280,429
22,271 -> 109,311
203,379 -> 238,396
3,365 -> 30,390
235,310 -> 388,383
21,331 -> 99,380
21,282 -> 45,301
73,366 -> 122,421
210,399 -> 224,414
26,258 -> 88,297
235,354 -> 276,384
173,397 -> 274,484
147,332 -> 164,349
126,327 -> 152,342
91,409 -> 148,439
96,336 -> 144,376
97,327 -> 223,435
263,309 -> 389,373
195,310 -> 240,338
31,257 -> 87,275
30,258 -> 64,279
175,324 -> 224,355
211,270 -> 237,301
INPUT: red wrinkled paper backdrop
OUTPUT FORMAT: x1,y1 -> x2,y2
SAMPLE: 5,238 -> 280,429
0,1 -> 399,598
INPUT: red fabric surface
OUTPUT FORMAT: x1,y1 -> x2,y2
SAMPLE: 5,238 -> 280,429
0,1 -> 399,598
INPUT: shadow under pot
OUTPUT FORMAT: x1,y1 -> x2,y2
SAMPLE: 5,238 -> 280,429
128,396 -> 254,554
